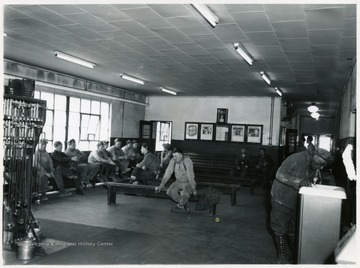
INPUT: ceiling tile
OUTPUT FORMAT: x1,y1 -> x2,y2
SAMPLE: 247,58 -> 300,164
286,51 -> 312,62
308,30 -> 341,45
121,7 -> 172,29
64,13 -> 118,32
112,4 -> 148,10
212,24 -> 247,42
342,18 -> 356,37
78,5 -> 130,22
305,8 -> 345,30
99,31 -> 142,45
167,17 -> 211,36
264,4 -> 305,22
245,32 -> 279,46
148,4 -> 193,18
43,5 -> 85,15
109,20 -> 156,37
151,28 -> 192,43
136,36 -> 176,50
255,46 -> 286,58
311,45 -> 338,57
57,24 -> 107,40
4,6 -> 30,20
271,21 -> 307,39
206,4 -> 236,24
344,5 -> 356,18
7,17 -> 69,35
232,12 -> 272,32
278,39 -> 310,52
224,4 -> 264,13
189,34 -> 224,49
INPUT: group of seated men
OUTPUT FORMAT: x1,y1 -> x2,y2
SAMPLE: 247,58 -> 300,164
33,138 -> 141,201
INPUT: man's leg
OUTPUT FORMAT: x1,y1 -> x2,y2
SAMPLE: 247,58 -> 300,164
59,165 -> 84,194
166,181 -> 182,203
53,167 -> 72,197
86,162 -> 100,182
270,197 -> 293,264
77,163 -> 88,183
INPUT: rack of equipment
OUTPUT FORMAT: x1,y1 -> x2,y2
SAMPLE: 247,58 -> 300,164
3,93 -> 46,258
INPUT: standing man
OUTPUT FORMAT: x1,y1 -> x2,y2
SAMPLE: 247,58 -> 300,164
255,147 -> 274,189
155,148 -> 197,213
129,143 -> 160,185
158,143 -> 173,179
306,136 -> 315,152
270,148 -> 334,264
51,141 -> 84,195
65,139 -> 100,188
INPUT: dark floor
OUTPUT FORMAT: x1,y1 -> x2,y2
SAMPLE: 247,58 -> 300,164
3,184 -> 279,265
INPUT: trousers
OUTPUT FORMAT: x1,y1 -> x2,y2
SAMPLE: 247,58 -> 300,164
167,181 -> 193,206
77,162 -> 100,182
270,196 -> 296,236
132,167 -> 157,184
54,165 -> 81,190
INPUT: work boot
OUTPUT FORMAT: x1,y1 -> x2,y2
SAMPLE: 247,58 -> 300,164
275,235 -> 291,264
171,204 -> 184,213
184,203 -> 191,213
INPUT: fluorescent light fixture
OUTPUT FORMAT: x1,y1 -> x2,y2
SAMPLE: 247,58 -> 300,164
54,51 -> 95,69
234,43 -> 253,65
192,4 -> 219,27
275,87 -> 282,97
260,71 -> 271,85
311,112 -> 320,120
161,87 -> 177,95
120,74 -> 145,85
307,103 -> 319,113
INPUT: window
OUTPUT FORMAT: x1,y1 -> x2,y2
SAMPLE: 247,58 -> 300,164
35,91 -> 111,151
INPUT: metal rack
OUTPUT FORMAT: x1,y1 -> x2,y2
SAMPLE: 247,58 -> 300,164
3,94 -> 46,252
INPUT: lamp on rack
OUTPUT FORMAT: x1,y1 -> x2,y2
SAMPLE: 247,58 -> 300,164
307,103 -> 319,113
161,87 -> 177,95
234,43 -> 253,65
192,4 -> 219,27
54,51 -> 95,69
120,74 -> 145,85
260,71 -> 271,85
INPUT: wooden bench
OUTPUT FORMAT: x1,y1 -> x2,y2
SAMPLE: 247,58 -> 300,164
187,153 -> 261,195
104,182 -> 217,216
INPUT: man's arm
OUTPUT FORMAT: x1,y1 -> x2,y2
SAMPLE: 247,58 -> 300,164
51,151 -> 71,164
158,159 -> 175,189
184,158 -> 196,191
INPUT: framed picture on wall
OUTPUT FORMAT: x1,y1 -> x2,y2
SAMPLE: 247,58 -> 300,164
200,123 -> 214,141
247,125 -> 263,143
216,108 -> 228,123
230,124 -> 245,142
184,122 -> 199,140
215,124 -> 230,141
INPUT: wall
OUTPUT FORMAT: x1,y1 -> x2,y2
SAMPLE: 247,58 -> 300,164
145,96 -> 282,145
299,116 -> 336,135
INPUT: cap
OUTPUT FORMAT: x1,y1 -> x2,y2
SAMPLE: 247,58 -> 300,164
39,139 -> 48,145
314,148 -> 334,166
114,138 -> 121,143
132,140 -> 139,144
162,143 -> 171,150
173,148 -> 183,154
54,141 -> 62,148
67,139 -> 76,145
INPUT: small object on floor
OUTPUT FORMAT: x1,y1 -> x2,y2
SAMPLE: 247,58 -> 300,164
215,217 -> 220,223
41,195 -> 49,201
132,181 -> 139,185
59,190 -> 72,197
76,189 -> 84,195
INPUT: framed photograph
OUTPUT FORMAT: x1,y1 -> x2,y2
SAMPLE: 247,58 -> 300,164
215,125 -> 230,141
231,125 -> 245,142
200,123 -> 214,141
216,108 -> 228,123
247,125 -> 263,143
184,122 -> 199,140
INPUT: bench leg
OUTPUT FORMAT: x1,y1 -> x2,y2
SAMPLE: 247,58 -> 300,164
107,186 -> 116,205
231,188 -> 237,206
209,204 -> 216,216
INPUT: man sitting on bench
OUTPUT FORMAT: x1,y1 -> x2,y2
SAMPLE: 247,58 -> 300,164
155,148 -> 197,213
129,143 -> 160,185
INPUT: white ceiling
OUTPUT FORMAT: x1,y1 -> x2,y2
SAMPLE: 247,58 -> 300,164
3,4 -> 357,117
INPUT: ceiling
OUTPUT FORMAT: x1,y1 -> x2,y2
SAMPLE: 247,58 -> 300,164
3,3 -> 357,117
